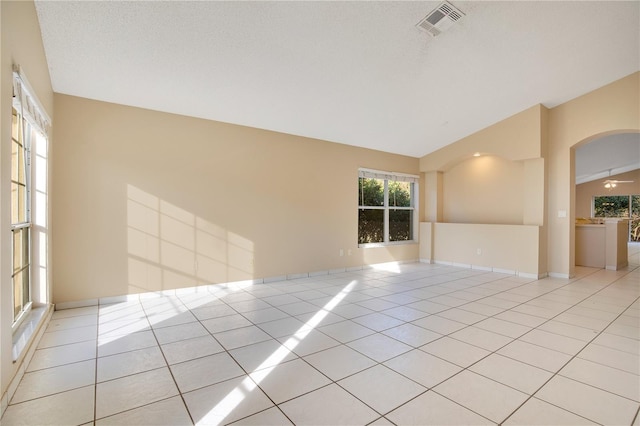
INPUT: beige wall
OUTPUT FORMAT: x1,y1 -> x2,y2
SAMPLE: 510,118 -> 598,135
419,104 -> 547,275
442,155 -> 524,224
548,72 -> 639,276
576,170 -> 640,218
1,0 -> 54,406
420,72 -> 639,278
52,94 -> 420,303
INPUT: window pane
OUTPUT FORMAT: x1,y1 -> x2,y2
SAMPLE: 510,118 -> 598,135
389,209 -> 412,241
11,140 -> 19,182
358,178 -> 384,206
358,209 -> 384,244
13,270 -> 23,318
389,181 -> 412,207
12,108 -> 20,141
22,267 -> 30,308
13,230 -> 22,273
594,196 -> 629,217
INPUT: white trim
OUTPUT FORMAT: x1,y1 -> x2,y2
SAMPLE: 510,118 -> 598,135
12,66 -> 51,135
358,168 -> 419,182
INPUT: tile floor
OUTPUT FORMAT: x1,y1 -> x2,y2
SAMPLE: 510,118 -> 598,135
2,257 -> 639,425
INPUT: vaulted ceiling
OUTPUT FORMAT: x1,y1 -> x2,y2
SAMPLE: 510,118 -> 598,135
35,1 -> 639,158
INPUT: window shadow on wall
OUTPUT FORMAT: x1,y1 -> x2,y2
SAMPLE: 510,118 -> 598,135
126,184 -> 254,294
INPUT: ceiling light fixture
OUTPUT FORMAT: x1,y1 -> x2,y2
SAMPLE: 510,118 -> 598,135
473,152 -> 481,157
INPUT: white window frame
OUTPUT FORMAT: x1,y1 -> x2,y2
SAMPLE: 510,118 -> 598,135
11,66 -> 50,330
358,168 -> 419,247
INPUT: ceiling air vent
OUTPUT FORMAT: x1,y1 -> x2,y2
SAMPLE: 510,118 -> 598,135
416,1 -> 465,37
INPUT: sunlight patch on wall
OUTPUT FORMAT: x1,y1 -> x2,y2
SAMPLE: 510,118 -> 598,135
126,184 -> 254,294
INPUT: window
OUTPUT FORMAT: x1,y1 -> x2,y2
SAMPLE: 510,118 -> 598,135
11,105 -> 32,324
593,194 -> 640,242
358,169 -> 418,245
11,68 -> 50,327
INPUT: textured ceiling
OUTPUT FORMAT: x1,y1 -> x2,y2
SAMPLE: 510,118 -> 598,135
35,1 -> 639,158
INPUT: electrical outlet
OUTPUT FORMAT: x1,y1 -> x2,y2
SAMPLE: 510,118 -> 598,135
339,249 -> 344,257
347,249 -> 352,256
476,248 -> 482,255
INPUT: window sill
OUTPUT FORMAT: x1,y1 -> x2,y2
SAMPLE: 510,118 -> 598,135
12,305 -> 51,362
359,240 -> 418,248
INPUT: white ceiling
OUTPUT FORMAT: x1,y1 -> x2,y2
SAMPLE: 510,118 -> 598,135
35,1 -> 639,158
575,133 -> 640,184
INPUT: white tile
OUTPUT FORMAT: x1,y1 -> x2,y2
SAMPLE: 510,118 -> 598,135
46,314 -> 98,332
257,317 -> 309,338
449,326 -> 513,351
536,375 -> 638,425
329,303 -> 374,319
384,349 -> 461,388
436,308 -> 487,325
183,375 -> 273,425
470,353 -> 553,394
592,332 -> 639,354
347,333 -> 412,362
277,329 -> 341,357
11,360 -> 95,404
27,340 -> 96,372
147,311 -> 197,329
420,336 -> 490,368
97,346 -> 166,382
170,352 -> 246,393
191,303 -> 237,321
537,320 -> 601,342
98,318 -> 151,337
214,325 -> 272,350
559,357 -> 640,401
351,312 -> 405,332
382,323 -> 442,347
279,383 -> 379,425
95,367 -> 179,419
434,370 -> 528,423
201,314 -> 252,334
249,358 -> 331,404
519,329 -> 587,355
229,407 -> 293,425
161,335 -> 224,365
474,317 -> 532,338
411,315 -> 467,334
153,322 -> 209,345
503,397 -> 597,425
278,301 -> 319,316
459,302 -> 505,316
51,306 -> 98,319
95,396 -> 192,425
240,307 -> 290,324
381,306 -> 429,322
229,339 -> 298,372
37,325 -> 97,349
494,311 -> 548,327
498,340 -> 572,373
386,390 -> 494,425
405,300 -> 450,314
318,320 -> 376,343
2,386 -> 94,426
578,343 -> 640,375
303,345 -> 376,381
339,364 -> 426,414
98,330 -> 157,357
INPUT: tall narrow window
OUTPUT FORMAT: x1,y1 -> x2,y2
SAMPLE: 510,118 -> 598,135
11,105 -> 31,324
358,169 -> 418,245
11,67 -> 50,327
